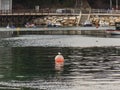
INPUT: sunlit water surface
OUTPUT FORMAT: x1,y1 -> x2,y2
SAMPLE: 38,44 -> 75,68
0,35 -> 120,90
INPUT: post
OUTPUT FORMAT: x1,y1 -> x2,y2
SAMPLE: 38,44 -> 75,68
0,0 -> 1,11
77,10 -> 82,26
10,0 -> 12,13
75,0 -> 77,9
116,0 -> 118,10
110,0 -> 112,10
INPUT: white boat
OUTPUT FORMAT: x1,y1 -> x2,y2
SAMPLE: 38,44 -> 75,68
83,20 -> 92,27
106,22 -> 120,35
6,24 -> 10,29
25,23 -> 36,28
106,30 -> 120,35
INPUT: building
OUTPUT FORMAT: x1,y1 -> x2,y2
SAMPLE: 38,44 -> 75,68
0,0 -> 12,13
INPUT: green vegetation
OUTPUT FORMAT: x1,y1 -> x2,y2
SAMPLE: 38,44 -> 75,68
13,0 -> 75,9
13,0 -> 119,9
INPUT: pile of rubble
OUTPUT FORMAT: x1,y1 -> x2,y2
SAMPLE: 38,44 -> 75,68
32,15 -> 120,27
90,16 -> 120,26
33,16 -> 78,27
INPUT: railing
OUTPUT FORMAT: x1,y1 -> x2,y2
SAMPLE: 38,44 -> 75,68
91,9 -> 120,14
0,8 -> 120,15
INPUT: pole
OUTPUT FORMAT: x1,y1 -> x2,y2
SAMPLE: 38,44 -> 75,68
81,0 -> 82,9
110,0 -> 112,9
116,0 -> 118,10
75,0 -> 77,9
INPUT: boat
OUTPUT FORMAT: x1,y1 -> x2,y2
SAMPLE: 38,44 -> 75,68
106,22 -> 120,35
46,22 -> 62,27
25,22 -> 36,28
83,20 -> 93,27
106,30 -> 120,35
6,24 -> 10,29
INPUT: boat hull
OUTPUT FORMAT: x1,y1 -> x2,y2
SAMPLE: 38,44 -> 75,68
106,30 -> 120,35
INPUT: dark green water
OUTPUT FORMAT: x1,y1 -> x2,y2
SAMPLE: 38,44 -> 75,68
0,35 -> 120,90
0,47 -> 120,90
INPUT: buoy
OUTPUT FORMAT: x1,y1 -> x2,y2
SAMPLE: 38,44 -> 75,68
55,52 -> 64,63
55,52 -> 64,71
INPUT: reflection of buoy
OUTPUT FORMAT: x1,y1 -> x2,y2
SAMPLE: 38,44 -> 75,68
55,52 -> 64,63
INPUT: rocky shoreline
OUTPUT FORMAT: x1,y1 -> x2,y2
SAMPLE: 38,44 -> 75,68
32,15 -> 120,27
33,16 -> 78,27
90,15 -> 120,27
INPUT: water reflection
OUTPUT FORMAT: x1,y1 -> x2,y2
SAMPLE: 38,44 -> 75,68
55,61 -> 64,72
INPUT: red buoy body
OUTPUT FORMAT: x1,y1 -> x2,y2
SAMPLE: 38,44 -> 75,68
55,52 -> 64,63
55,55 -> 64,63
55,52 -> 64,71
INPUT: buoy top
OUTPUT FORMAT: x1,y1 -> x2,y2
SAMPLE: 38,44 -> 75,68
55,52 -> 64,63
58,52 -> 61,55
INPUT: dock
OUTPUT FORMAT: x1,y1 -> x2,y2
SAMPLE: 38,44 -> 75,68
0,26 -> 114,38
0,9 -> 120,27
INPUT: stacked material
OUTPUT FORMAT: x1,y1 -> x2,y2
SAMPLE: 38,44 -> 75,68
33,16 -> 77,27
90,16 -> 120,26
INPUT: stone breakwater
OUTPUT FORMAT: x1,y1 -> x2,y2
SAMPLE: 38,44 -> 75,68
32,15 -> 120,27
33,16 -> 78,27
90,15 -> 120,27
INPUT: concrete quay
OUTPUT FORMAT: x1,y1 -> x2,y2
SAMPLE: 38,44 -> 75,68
0,26 -> 114,38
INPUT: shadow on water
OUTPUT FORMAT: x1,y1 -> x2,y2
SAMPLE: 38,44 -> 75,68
0,46 -> 120,90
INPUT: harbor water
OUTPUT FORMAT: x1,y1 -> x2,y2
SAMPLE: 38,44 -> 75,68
0,35 -> 120,90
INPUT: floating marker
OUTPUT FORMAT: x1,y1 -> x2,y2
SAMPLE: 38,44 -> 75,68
55,52 -> 64,71
55,52 -> 64,63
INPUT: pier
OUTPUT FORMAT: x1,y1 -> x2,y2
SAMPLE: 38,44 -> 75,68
0,9 -> 120,27
0,26 -> 114,38
0,8 -> 119,38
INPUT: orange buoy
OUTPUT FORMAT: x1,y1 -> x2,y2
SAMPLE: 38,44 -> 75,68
55,52 -> 64,71
55,52 -> 64,63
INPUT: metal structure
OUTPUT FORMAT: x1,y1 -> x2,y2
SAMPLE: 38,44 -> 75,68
0,0 -> 12,13
0,0 -> 119,27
